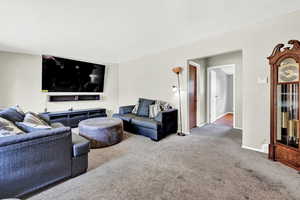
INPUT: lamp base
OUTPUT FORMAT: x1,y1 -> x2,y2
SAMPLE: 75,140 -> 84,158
177,132 -> 186,136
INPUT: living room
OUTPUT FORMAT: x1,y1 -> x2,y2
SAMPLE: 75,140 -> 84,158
1,1 -> 300,199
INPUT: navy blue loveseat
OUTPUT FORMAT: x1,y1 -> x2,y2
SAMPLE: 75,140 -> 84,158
113,98 -> 178,141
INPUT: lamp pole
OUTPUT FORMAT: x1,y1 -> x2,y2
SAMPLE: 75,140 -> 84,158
172,66 -> 185,136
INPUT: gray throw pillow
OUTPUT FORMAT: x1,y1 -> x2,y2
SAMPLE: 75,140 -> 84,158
0,107 -> 25,122
12,105 -> 25,116
0,117 -> 24,137
137,98 -> 155,117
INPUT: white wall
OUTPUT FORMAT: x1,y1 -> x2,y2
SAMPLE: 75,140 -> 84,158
0,52 -> 119,115
196,60 -> 207,126
119,10 -> 300,152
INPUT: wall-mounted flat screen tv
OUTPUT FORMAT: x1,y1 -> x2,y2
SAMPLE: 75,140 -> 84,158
42,55 -> 105,92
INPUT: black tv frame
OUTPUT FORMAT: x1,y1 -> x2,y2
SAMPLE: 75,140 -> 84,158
42,55 -> 106,93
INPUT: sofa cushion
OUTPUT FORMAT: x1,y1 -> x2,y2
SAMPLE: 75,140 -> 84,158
131,116 -> 161,130
149,103 -> 162,118
23,112 -> 50,126
72,133 -> 90,157
16,122 -> 52,133
12,105 -> 26,116
113,113 -> 136,122
137,98 -> 155,117
0,117 -> 24,137
0,107 -> 25,122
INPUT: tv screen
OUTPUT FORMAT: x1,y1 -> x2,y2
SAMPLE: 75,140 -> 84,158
42,55 -> 105,92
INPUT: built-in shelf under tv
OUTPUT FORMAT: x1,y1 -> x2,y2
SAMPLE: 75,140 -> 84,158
42,55 -> 105,92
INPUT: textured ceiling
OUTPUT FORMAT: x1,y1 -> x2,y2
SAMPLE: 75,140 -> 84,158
0,0 -> 300,63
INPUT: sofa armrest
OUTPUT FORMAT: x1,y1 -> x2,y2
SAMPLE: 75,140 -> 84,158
155,109 -> 178,133
119,105 -> 135,115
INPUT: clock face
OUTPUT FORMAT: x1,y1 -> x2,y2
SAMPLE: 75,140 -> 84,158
278,58 -> 299,83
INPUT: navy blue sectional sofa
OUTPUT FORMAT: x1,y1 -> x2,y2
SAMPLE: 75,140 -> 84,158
113,99 -> 178,141
0,108 -> 90,199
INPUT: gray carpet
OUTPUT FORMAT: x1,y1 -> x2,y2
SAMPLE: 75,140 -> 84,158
29,124 -> 300,200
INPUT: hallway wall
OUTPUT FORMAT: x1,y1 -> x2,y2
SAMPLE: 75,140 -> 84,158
213,69 -> 233,119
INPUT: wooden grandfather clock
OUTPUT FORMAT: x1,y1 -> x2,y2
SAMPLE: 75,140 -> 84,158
268,40 -> 300,171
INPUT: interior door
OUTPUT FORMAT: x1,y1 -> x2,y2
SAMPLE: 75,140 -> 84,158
189,65 -> 197,129
210,70 -> 217,122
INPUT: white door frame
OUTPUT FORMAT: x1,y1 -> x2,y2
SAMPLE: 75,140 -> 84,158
206,64 -> 236,128
209,70 -> 217,122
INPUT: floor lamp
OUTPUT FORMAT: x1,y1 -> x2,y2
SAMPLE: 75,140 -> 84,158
172,67 -> 185,136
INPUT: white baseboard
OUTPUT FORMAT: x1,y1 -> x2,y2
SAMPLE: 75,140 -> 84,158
241,144 -> 268,154
234,126 -> 242,130
197,122 -> 207,127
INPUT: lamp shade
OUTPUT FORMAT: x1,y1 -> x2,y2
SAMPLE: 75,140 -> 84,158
172,67 -> 183,74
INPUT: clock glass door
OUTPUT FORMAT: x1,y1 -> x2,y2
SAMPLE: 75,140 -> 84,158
277,58 -> 300,148
277,84 -> 299,148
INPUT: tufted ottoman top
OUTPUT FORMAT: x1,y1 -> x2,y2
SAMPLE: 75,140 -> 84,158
79,117 -> 122,130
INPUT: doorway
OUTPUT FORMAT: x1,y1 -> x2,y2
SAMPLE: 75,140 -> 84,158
188,64 -> 197,129
207,65 -> 235,127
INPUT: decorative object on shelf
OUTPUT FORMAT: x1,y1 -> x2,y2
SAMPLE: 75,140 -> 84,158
268,39 -> 300,171
172,66 -> 185,136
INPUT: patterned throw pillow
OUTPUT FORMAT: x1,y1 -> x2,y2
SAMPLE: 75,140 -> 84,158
0,117 -> 24,137
149,104 -> 162,118
16,122 -> 51,133
132,103 -> 139,114
23,112 -> 50,126
157,101 -> 172,111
